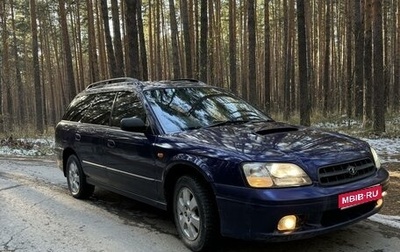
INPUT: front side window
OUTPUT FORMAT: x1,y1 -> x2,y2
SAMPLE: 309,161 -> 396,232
80,92 -> 116,125
144,87 -> 270,133
110,91 -> 145,127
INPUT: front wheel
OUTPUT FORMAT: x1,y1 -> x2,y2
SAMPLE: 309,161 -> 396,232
66,155 -> 94,199
173,176 -> 218,251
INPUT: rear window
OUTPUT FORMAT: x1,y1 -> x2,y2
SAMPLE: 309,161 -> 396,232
80,93 -> 116,125
62,94 -> 96,122
62,92 -> 116,125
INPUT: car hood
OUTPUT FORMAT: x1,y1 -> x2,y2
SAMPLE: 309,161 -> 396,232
156,121 -> 371,177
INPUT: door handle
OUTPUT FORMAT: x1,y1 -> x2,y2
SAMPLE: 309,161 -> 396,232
75,133 -> 81,141
107,140 -> 116,148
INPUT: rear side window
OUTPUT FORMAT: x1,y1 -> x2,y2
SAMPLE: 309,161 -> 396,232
111,91 -> 145,127
80,92 -> 116,125
62,94 -> 96,122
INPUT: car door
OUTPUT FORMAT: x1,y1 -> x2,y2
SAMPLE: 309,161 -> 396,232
103,91 -> 159,202
76,92 -> 116,186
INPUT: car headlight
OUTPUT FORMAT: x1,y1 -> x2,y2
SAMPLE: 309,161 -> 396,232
242,163 -> 312,188
370,147 -> 381,169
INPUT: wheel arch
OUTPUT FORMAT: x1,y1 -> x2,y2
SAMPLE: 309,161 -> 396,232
163,161 -> 216,214
62,148 -> 79,177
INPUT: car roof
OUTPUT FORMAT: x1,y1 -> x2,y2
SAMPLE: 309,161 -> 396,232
82,77 -> 209,94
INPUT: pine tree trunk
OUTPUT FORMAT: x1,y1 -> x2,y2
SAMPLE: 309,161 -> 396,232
168,0 -> 180,79
283,0 -> 291,120
199,0 -> 207,82
264,0 -> 270,112
323,2 -> 331,117
297,0 -> 310,126
87,0 -> 100,82
95,0 -> 107,80
228,1 -> 237,94
289,2 -> 296,113
0,1 -> 4,133
248,0 -> 257,106
74,0 -> 85,91
181,0 -> 193,77
394,0 -> 400,110
137,0 -> 148,80
59,0 -> 76,102
100,0 -> 118,78
154,0 -> 162,79
354,0 -> 365,118
125,0 -> 140,78
241,0 -> 248,100
372,0 -> 385,133
30,0 -> 44,133
346,2 -> 353,119
1,0 -> 10,132
363,0 -> 373,128
10,0 -> 25,126
111,0 -> 125,77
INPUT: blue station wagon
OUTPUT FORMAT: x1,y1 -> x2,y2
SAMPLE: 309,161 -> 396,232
55,78 -> 390,251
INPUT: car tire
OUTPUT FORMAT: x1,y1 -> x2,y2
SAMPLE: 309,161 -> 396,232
66,155 -> 95,199
173,175 -> 217,251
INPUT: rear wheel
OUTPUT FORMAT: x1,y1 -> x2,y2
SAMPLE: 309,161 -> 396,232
173,176 -> 218,251
66,155 -> 94,199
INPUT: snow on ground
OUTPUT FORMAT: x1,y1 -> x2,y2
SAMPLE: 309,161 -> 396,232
0,146 -> 42,156
369,214 -> 400,229
313,119 -> 400,163
0,137 -> 54,156
363,138 -> 400,163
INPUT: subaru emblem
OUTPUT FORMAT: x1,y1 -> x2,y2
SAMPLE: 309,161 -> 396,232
347,166 -> 357,176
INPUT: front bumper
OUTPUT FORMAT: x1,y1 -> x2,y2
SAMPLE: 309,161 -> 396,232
215,168 -> 390,241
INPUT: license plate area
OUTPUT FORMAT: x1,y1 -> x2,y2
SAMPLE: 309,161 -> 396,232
338,185 -> 382,209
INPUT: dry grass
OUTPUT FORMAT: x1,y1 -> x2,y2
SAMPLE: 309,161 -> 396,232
0,125 -> 55,139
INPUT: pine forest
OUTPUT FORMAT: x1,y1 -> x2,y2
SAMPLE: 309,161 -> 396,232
0,0 -> 397,134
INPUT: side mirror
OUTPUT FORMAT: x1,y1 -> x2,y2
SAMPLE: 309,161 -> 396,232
120,117 -> 146,132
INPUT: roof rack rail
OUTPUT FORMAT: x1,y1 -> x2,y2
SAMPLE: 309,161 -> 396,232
86,77 -> 138,90
171,78 -> 200,83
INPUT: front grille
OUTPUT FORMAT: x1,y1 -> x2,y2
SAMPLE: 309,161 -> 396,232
318,158 -> 376,186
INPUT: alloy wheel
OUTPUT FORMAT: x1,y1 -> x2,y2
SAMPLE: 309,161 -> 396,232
68,161 -> 80,195
176,187 -> 201,241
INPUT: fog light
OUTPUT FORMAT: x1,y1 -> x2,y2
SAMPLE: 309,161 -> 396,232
277,215 -> 297,232
376,199 -> 383,208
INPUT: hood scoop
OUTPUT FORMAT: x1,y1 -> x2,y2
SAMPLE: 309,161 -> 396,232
255,126 -> 298,135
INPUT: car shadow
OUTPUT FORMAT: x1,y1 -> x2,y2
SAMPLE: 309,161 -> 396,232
86,188 -> 374,252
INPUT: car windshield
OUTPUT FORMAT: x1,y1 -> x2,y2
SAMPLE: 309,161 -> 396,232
143,87 -> 271,133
